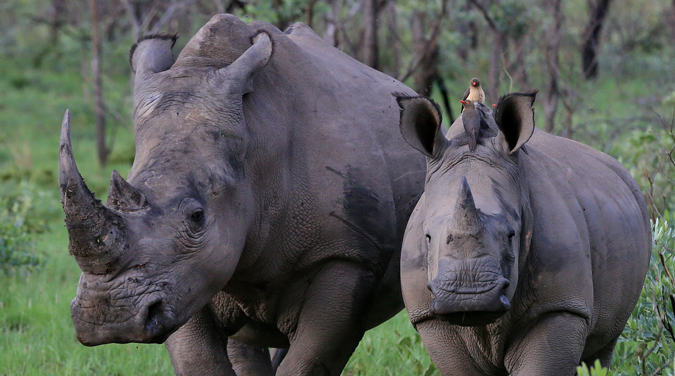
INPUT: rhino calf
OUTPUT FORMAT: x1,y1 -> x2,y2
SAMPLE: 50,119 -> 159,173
397,93 -> 650,375
59,14 -> 425,375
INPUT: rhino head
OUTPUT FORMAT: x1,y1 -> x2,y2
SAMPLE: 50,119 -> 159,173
59,15 -> 273,345
397,93 -> 536,326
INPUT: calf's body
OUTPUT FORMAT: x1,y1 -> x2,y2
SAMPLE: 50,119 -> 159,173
398,94 -> 650,375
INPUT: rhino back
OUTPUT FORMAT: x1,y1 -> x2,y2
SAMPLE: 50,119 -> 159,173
520,129 -> 650,342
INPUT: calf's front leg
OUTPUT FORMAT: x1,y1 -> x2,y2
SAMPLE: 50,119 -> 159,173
504,312 -> 588,376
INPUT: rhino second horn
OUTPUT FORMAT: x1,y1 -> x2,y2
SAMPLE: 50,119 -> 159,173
59,110 -> 127,275
453,176 -> 483,232
107,170 -> 148,212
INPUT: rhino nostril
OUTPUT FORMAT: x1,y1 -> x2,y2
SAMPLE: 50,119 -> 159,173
425,234 -> 431,244
145,301 -> 163,334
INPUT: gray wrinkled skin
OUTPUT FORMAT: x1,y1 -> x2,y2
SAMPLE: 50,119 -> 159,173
397,93 -> 650,375
59,15 -> 425,375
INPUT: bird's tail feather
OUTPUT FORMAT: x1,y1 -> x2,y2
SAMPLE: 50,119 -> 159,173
469,135 -> 477,152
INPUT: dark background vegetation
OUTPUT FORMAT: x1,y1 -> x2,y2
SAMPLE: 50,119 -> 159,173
0,0 -> 674,374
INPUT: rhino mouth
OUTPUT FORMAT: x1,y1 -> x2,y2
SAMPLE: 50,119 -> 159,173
427,277 -> 511,326
72,296 -> 180,346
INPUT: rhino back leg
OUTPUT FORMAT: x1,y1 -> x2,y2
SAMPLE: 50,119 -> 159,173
227,339 -> 275,376
275,260 -> 376,376
504,312 -> 587,376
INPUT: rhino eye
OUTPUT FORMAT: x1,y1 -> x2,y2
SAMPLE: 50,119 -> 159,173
191,209 -> 204,223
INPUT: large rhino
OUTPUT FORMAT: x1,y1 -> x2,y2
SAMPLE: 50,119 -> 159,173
396,93 -> 650,375
58,14 -> 425,375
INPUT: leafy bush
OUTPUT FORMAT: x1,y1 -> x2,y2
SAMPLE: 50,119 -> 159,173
612,217 -> 675,375
0,181 -> 56,274
578,218 -> 675,375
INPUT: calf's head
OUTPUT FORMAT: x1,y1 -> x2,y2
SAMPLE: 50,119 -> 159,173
397,93 -> 536,326
59,18 -> 273,345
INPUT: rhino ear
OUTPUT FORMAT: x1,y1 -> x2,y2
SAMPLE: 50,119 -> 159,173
130,34 -> 177,75
494,91 -> 537,155
218,31 -> 273,94
396,95 -> 447,158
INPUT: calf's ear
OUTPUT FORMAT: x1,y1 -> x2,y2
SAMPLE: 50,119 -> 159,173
494,91 -> 537,155
396,95 -> 447,158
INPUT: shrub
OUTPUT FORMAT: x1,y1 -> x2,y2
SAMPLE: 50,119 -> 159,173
0,181 -> 54,274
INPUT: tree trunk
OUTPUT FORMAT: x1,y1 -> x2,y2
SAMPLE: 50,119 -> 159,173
363,0 -> 379,69
488,31 -> 506,103
306,0 -> 316,28
90,0 -> 108,166
386,0 -> 401,77
411,11 -> 438,96
456,1 -> 476,62
581,0 -> 613,79
544,0 -> 562,132
272,0 -> 292,31
470,0 -> 505,101
323,0 -> 344,47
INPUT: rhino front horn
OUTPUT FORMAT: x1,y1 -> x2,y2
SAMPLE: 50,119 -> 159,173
453,176 -> 483,232
59,110 -> 127,275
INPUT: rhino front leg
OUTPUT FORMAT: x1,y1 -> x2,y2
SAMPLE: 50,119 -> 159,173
504,312 -> 588,376
416,320 -> 491,375
275,261 -> 372,376
165,306 -> 236,376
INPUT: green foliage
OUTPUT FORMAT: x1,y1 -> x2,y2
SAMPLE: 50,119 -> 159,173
0,182 -> 57,274
578,359 -> 609,376
612,218 -> 675,375
344,313 -> 440,376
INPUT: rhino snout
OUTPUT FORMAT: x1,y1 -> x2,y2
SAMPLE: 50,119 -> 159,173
427,274 -> 511,326
71,295 -> 177,346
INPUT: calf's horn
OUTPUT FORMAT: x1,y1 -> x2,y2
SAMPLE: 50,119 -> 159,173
59,110 -> 126,275
453,176 -> 483,232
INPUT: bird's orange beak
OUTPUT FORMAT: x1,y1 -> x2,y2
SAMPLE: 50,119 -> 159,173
460,100 -> 466,104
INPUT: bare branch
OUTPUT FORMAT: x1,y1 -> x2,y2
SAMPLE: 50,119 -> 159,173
149,0 -> 196,35
397,0 -> 448,83
469,0 -> 497,31
502,54 -> 513,93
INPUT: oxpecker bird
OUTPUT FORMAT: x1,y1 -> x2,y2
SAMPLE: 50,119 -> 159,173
463,77 -> 485,104
460,99 -> 480,152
